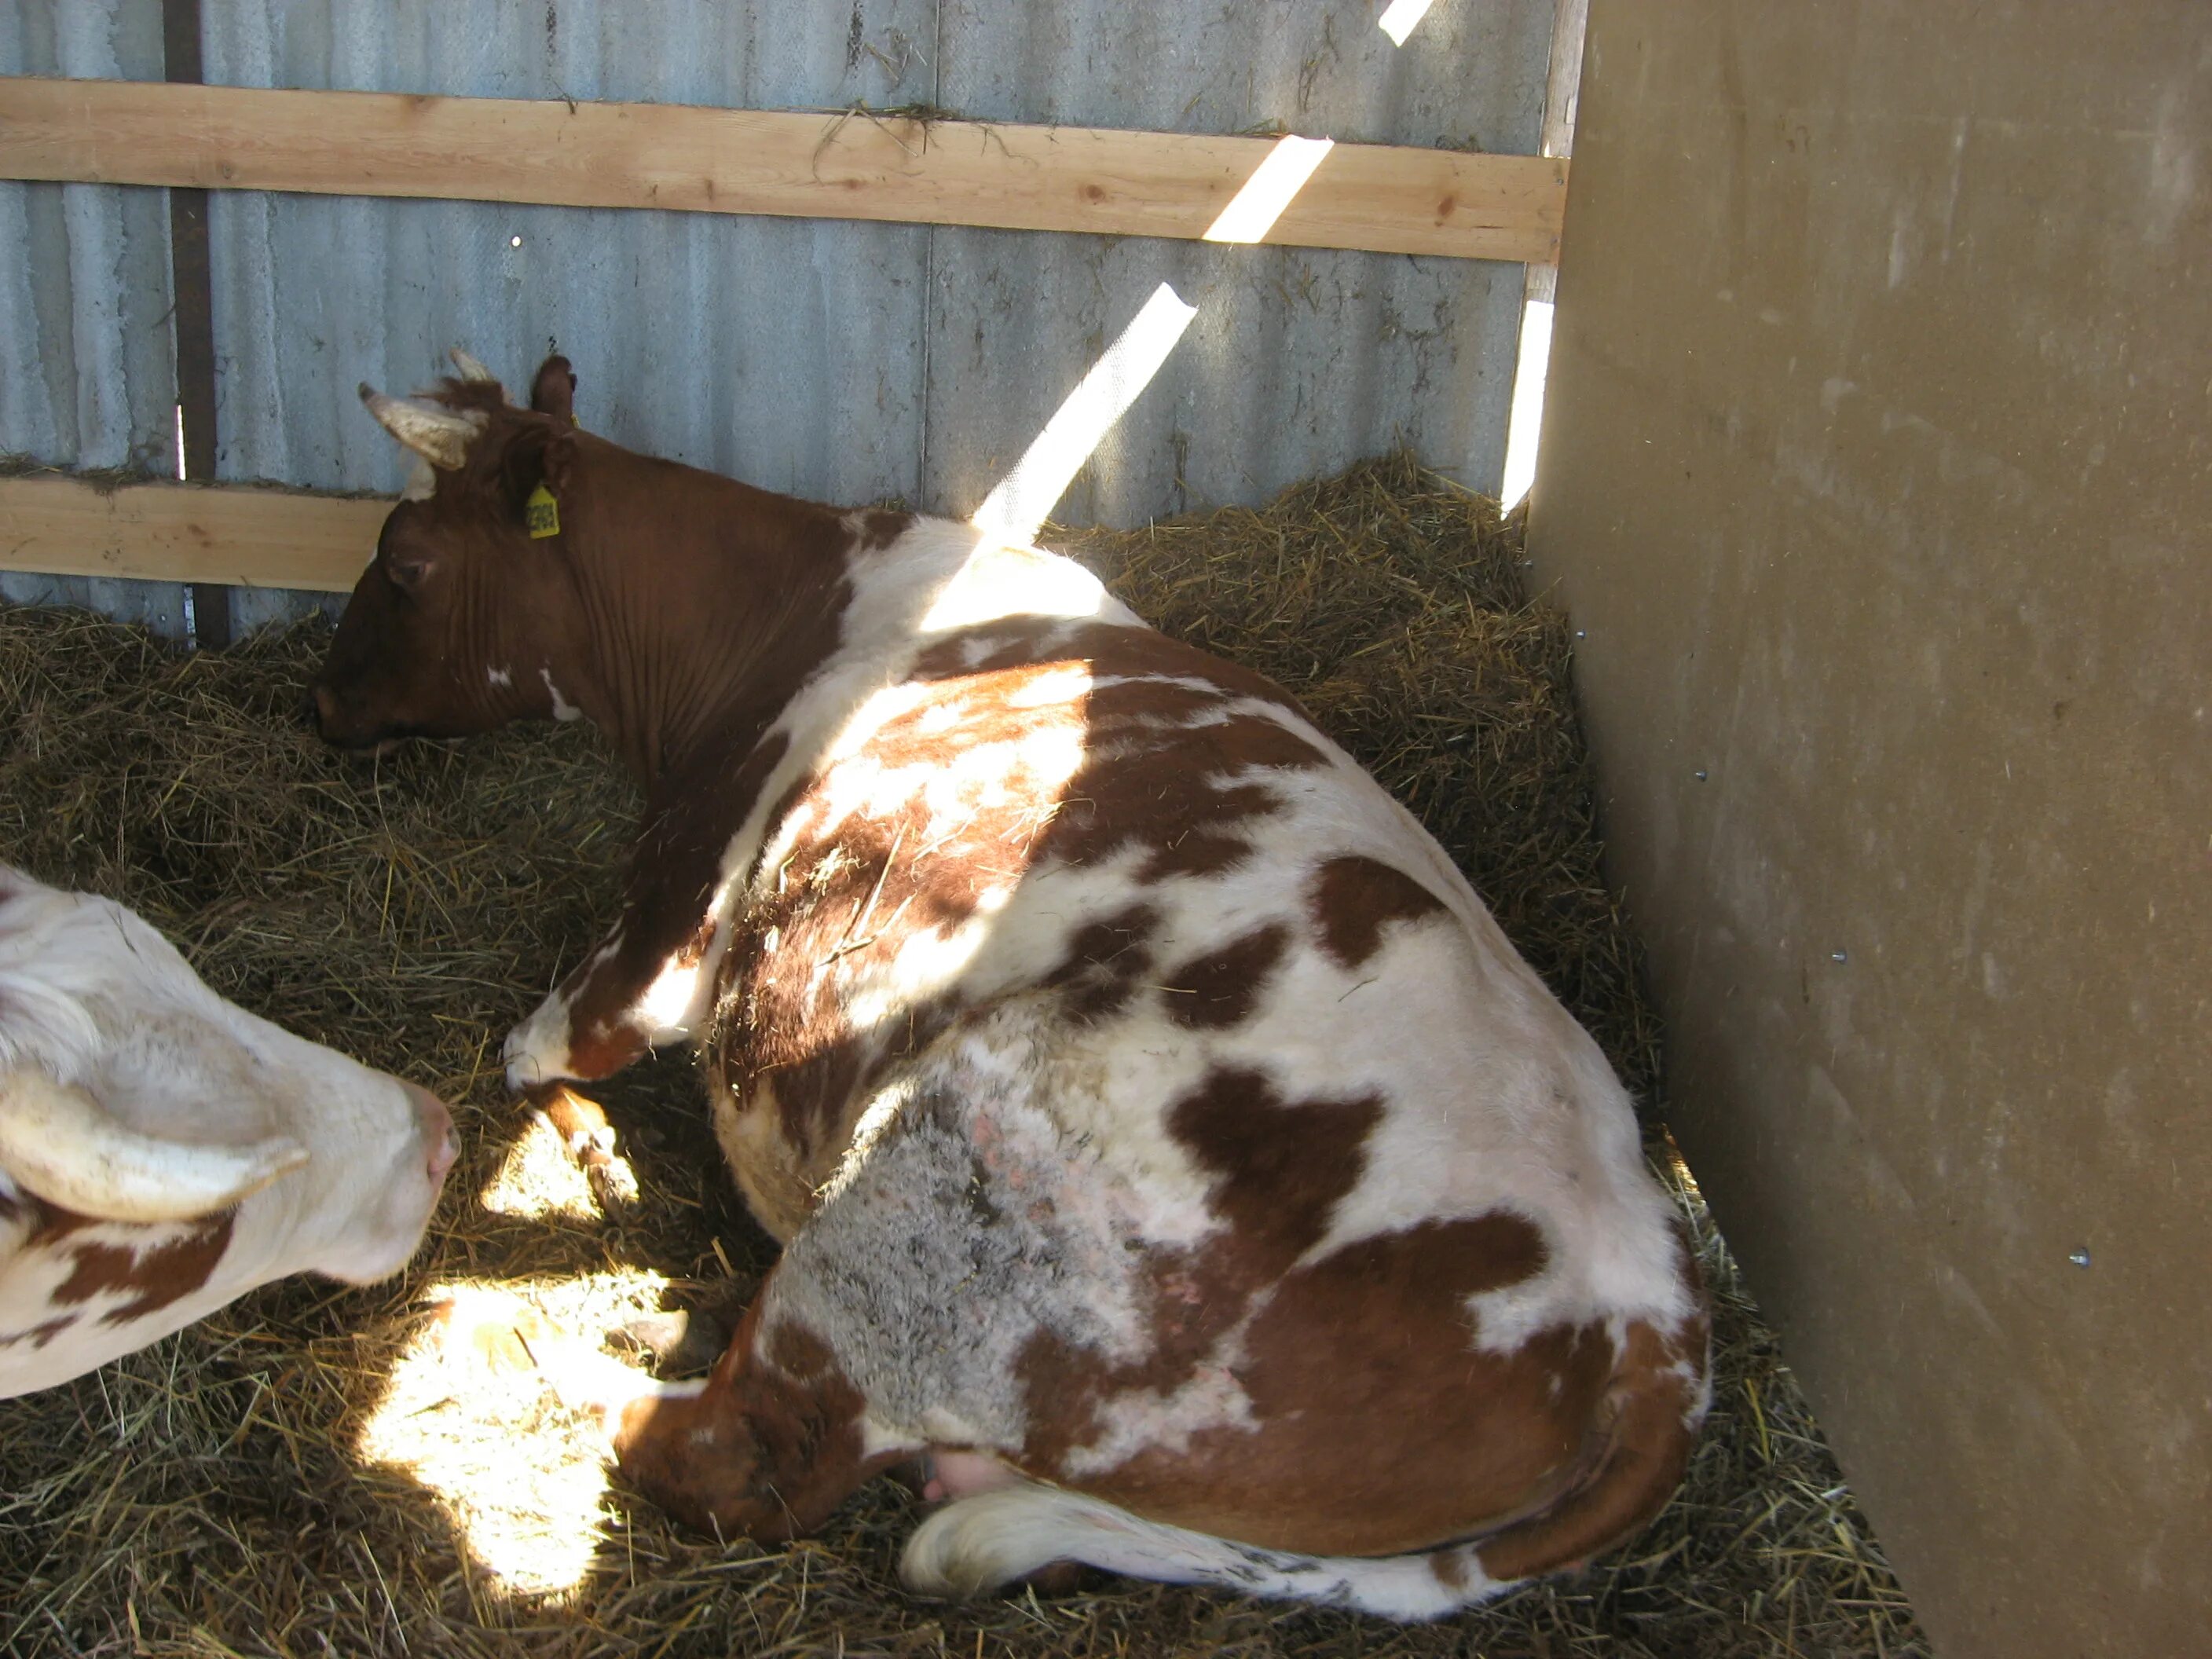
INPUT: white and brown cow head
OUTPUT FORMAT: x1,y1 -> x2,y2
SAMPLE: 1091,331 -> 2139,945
312,354 -> 591,751
0,869 -> 456,1397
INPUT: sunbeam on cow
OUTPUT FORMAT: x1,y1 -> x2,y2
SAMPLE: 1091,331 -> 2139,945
311,352 -> 1708,1620
0,869 -> 457,1397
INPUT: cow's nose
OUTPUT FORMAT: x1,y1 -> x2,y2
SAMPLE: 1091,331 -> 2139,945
406,1083 -> 459,1184
308,683 -> 338,737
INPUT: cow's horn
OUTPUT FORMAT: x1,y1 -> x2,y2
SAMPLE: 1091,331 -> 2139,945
359,384 -> 486,470
448,347 -> 497,383
0,1068 -> 309,1224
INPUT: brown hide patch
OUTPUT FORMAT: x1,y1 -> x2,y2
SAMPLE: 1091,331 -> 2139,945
551,729 -> 798,1083
1309,854 -> 1450,969
1431,1547 -> 1473,1591
1043,903 -> 1161,1020
708,620 -> 1329,1183
0,1313 -> 80,1350
1159,925 -> 1291,1030
1475,1311 -> 1709,1583
908,615 -> 1071,681
856,509 -> 914,551
610,1298 -> 894,1544
1014,1070 -> 1381,1474
51,1211 -> 236,1324
1167,1067 -> 1380,1267
1031,1211 -> 1642,1559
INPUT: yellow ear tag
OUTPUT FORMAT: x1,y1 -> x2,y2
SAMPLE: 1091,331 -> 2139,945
526,483 -> 561,540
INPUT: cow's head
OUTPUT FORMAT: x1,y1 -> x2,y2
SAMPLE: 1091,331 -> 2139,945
311,353 -> 591,750
0,870 -> 456,1397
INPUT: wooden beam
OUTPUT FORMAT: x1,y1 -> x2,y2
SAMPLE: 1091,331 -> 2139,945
0,476 -> 387,594
0,77 -> 1566,263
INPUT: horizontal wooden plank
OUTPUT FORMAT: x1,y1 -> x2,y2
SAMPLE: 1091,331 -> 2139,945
0,476 -> 387,593
0,77 -> 1566,262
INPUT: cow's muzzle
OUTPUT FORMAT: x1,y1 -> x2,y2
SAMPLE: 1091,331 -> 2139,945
307,685 -> 414,756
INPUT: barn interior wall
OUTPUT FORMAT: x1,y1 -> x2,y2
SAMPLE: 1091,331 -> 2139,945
2,0 -> 1551,634
0,0 -> 186,637
1526,7 -> 2210,1657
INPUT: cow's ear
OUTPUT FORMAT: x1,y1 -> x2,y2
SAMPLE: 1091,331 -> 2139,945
530,356 -> 577,425
541,429 -> 577,496
500,427 -> 577,526
0,1069 -> 308,1222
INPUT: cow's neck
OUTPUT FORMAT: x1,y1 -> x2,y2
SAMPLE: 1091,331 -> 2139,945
561,446 -> 851,791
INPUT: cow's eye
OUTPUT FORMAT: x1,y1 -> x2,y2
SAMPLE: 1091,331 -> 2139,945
386,554 -> 436,595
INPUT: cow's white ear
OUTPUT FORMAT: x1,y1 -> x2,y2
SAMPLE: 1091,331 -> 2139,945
0,1069 -> 309,1224
360,383 -> 487,471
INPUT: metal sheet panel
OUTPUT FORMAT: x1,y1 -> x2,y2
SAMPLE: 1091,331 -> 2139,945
7,0 -> 1551,631
200,0 -> 939,628
0,0 -> 187,636
938,0 -> 1546,154
923,0 -> 1543,515
923,228 -> 1522,524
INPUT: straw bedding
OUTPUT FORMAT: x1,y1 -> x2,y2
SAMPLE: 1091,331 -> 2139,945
0,457 -> 1925,1657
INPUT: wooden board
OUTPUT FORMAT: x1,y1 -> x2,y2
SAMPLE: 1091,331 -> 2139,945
1532,5 -> 2212,1654
0,76 -> 1566,263
0,476 -> 386,593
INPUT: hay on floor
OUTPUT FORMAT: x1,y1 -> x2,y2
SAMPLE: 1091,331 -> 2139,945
0,457 -> 1925,1658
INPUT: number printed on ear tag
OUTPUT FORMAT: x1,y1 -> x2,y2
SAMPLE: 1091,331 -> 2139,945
526,483 -> 561,539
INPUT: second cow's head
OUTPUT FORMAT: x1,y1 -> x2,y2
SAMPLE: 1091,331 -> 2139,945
312,353 -> 593,751
0,869 -> 458,1397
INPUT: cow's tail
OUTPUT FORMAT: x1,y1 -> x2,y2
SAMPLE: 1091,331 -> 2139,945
899,1485 -> 1510,1621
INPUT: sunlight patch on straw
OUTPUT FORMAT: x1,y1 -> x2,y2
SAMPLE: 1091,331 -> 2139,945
477,1108 -> 603,1222
357,1269 -> 670,1599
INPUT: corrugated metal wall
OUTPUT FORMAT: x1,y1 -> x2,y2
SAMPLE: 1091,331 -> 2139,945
0,0 -> 185,636
5,0 -> 1549,637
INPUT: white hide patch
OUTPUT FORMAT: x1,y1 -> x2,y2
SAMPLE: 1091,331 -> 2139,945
837,908 -> 992,1036
487,665 -> 514,690
762,1007 -> 1222,1453
1060,1360 -> 1259,1478
540,669 -> 584,723
503,998 -> 574,1091
917,541 -> 1115,635
630,951 -> 709,1042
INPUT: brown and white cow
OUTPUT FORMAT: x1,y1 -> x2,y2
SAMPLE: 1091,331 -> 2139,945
0,868 -> 456,1396
311,353 -> 1708,1619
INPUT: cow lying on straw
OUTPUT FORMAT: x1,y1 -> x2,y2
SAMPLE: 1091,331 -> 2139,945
310,352 -> 1708,1619
0,869 -> 456,1397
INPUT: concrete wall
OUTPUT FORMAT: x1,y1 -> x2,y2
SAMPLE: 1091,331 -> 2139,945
1528,6 -> 2210,1657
